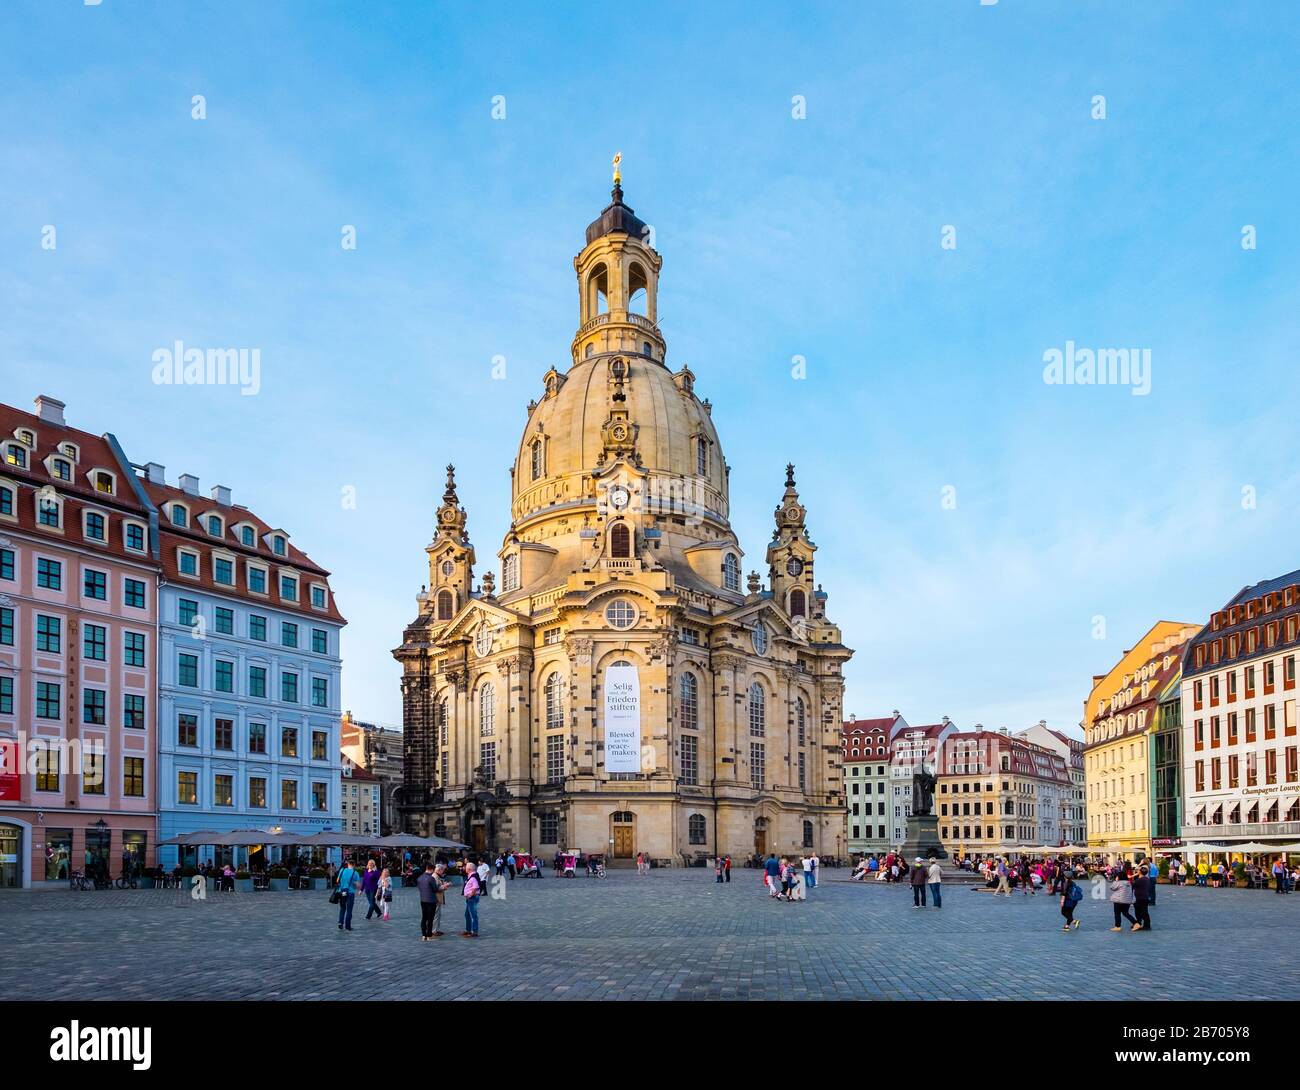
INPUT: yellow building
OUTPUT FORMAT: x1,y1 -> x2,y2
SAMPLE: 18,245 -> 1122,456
1084,621 -> 1199,859
394,171 -> 854,864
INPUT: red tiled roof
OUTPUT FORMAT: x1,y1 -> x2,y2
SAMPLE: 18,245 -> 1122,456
143,479 -> 345,623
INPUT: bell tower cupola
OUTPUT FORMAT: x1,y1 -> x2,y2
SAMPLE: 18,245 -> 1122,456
425,464 -> 475,623
572,153 -> 666,367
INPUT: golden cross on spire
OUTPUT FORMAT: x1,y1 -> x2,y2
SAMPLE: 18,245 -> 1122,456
612,151 -> 622,186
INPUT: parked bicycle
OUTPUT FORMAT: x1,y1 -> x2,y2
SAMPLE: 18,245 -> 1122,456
69,869 -> 92,891
114,870 -> 138,890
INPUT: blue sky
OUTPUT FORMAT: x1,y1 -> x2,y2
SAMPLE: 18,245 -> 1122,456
1,2 -> 1296,735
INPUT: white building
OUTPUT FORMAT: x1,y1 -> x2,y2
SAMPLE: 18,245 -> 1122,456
842,713 -> 906,857
1015,720 -> 1087,845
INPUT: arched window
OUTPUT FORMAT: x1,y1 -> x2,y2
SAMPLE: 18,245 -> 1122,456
790,588 -> 806,618
590,263 -> 609,315
796,697 -> 806,747
530,439 -> 544,481
610,522 -> 631,558
545,671 -> 564,730
434,819 -> 446,837
438,699 -> 449,747
723,553 -> 740,592
802,820 -> 814,848
502,554 -> 519,592
688,813 -> 706,845
436,589 -> 453,620
680,672 -> 698,732
748,683 -> 765,737
628,262 -> 649,316
696,438 -> 708,476
479,683 -> 495,737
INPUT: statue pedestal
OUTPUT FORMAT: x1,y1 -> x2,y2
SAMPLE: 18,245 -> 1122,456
900,814 -> 948,861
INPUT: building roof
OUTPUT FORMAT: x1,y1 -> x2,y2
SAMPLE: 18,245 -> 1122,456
1183,568 -> 1300,680
585,183 -> 650,246
145,475 -> 345,623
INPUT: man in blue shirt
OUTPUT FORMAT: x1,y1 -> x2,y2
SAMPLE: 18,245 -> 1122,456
764,854 -> 781,898
335,860 -> 359,931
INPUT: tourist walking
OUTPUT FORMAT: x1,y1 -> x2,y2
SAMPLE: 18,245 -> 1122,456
416,863 -> 439,940
910,858 -> 927,908
723,855 -> 732,883
789,864 -> 806,901
927,857 -> 943,909
1109,871 -> 1137,931
801,854 -> 812,892
808,851 -> 819,890
1132,864 -> 1154,931
1274,858 -> 1287,893
1060,873 -> 1083,931
764,853 -> 781,898
714,856 -> 724,883
378,867 -> 393,921
995,857 -> 1011,896
461,861 -> 481,937
334,859 -> 360,931
361,859 -> 381,920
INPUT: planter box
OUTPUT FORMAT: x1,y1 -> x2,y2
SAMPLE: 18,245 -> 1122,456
140,877 -> 155,889
308,878 -> 326,891
235,878 -> 253,893
268,878 -> 289,892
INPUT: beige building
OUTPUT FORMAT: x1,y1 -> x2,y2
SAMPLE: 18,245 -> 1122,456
394,173 -> 853,864
340,757 -> 381,840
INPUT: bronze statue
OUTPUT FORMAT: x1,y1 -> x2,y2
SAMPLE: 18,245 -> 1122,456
912,766 -> 937,816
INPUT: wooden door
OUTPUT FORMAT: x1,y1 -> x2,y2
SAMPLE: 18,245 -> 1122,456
472,825 -> 486,853
754,828 -> 767,857
613,825 -> 635,858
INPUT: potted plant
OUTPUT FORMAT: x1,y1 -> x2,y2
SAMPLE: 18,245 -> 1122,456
1157,859 -> 1169,884
1232,861 -> 1246,887
234,870 -> 253,893
308,867 -> 327,891
268,866 -> 291,892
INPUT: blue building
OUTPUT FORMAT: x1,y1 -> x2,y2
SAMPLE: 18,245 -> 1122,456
143,466 -> 345,869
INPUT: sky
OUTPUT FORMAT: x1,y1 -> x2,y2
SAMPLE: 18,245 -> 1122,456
1,2 -> 1296,737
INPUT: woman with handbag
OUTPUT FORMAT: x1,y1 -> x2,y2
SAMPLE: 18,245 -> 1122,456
461,861 -> 481,938
378,867 -> 393,921
1108,871 -> 1137,931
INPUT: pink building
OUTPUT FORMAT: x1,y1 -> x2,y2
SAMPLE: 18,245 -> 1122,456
0,396 -> 159,887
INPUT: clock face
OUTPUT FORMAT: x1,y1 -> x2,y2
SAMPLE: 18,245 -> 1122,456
786,557 -> 804,577
441,560 -> 455,576
609,486 -> 630,510
785,506 -> 801,523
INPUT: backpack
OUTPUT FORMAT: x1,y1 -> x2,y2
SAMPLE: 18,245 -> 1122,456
1066,881 -> 1084,904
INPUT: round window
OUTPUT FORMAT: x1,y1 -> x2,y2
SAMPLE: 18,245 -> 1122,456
605,599 -> 637,630
474,625 -> 493,657
752,623 -> 768,656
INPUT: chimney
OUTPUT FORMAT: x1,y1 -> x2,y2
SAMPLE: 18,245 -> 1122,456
178,474 -> 200,496
34,395 -> 65,426
144,463 -> 166,485
892,709 -> 900,718
941,715 -> 950,726
211,484 -> 231,506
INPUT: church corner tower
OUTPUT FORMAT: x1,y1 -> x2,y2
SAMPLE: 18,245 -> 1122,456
395,160 -> 855,862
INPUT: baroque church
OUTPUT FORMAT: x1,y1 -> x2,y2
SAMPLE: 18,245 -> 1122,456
394,168 -> 854,864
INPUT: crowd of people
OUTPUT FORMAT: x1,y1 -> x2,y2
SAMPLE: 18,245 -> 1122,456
760,852 -> 820,901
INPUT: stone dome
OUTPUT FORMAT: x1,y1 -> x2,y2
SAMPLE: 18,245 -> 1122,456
510,353 -> 729,534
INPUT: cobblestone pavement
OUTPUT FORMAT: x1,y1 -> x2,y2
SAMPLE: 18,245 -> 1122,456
3,869 -> 1298,1001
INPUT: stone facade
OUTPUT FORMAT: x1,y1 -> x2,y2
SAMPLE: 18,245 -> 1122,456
395,178 -> 853,864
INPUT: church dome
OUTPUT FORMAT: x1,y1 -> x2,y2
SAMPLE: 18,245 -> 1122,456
585,183 -> 648,246
511,353 -> 728,531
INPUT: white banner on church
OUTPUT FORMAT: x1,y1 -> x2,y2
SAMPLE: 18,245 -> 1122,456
603,664 -> 642,773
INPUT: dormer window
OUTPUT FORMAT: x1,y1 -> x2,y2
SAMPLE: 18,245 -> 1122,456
5,445 -> 26,469
311,585 -> 327,609
207,514 -> 223,537
16,430 -> 34,447
37,491 -> 61,528
92,470 -> 114,494
241,526 -> 255,547
696,438 -> 708,476
170,504 -> 188,528
51,459 -> 71,481
502,553 -> 519,593
530,438 -> 545,481
280,575 -> 298,601
83,511 -> 106,541
178,549 -> 199,577
60,442 -> 79,461
272,535 -> 287,557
